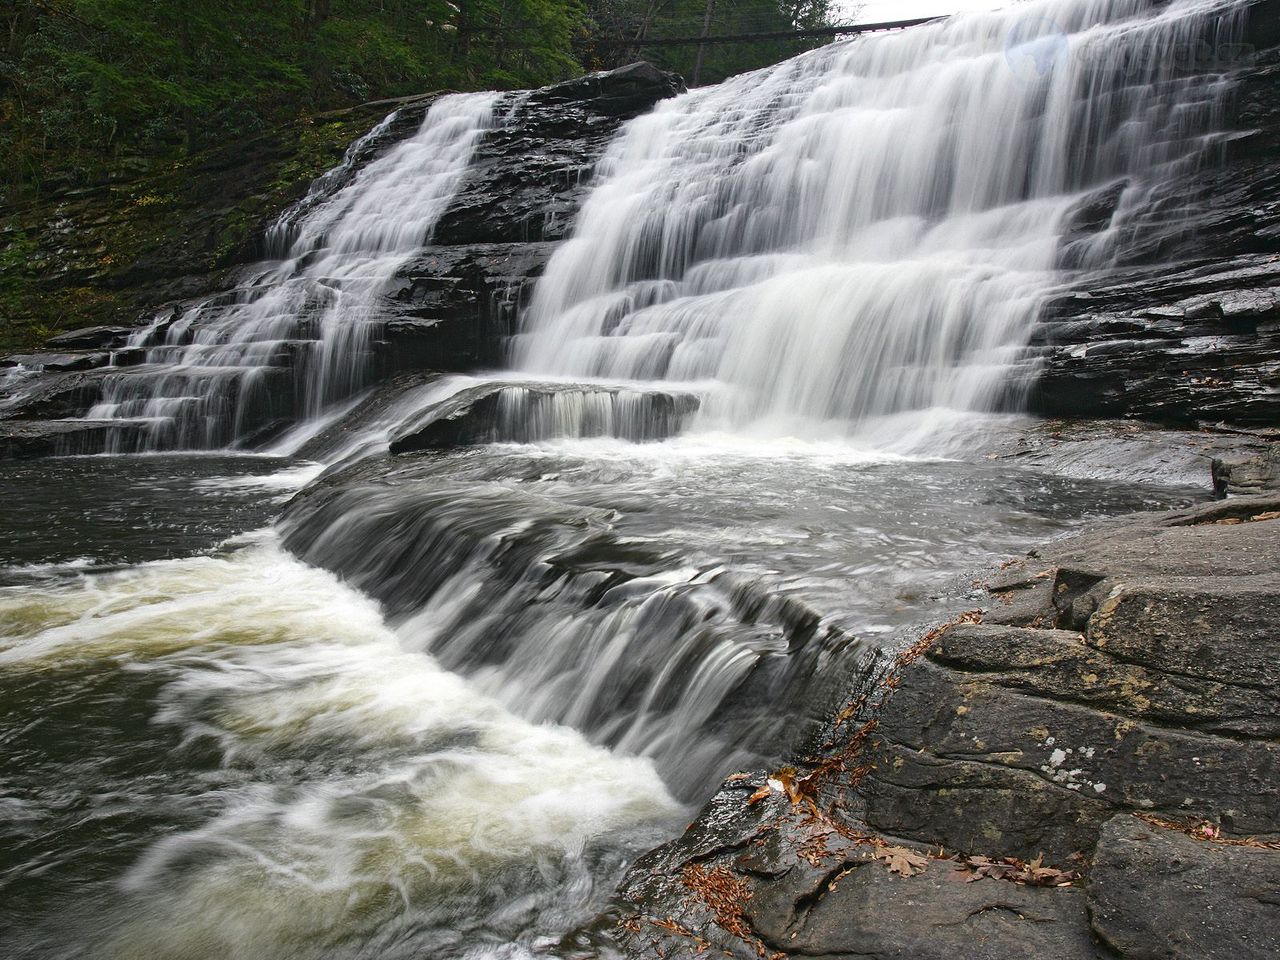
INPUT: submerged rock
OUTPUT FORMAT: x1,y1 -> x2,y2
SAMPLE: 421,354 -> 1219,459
387,381 -> 701,452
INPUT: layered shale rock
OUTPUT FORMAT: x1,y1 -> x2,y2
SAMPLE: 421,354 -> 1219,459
1030,0 -> 1280,426
605,495 -> 1280,960
378,62 -> 683,370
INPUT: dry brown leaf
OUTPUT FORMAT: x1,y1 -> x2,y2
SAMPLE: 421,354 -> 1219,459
874,845 -> 929,877
947,852 -> 1080,886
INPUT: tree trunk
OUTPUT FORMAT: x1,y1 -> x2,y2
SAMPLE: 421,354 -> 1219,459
692,0 -> 716,86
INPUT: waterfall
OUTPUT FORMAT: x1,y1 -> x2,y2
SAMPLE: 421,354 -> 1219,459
0,4 -> 1259,954
513,0 -> 1242,443
85,92 -> 500,451
278,0 -> 1249,797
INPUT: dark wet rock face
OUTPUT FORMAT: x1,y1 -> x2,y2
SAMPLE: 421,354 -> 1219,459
377,243 -> 558,372
606,497 -> 1280,960
429,63 -> 682,247
1029,1 -> 1280,426
1088,816 -> 1280,960
379,63 -> 683,369
1031,257 -> 1280,425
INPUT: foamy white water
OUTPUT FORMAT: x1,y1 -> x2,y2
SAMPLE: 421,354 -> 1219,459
0,533 -> 678,958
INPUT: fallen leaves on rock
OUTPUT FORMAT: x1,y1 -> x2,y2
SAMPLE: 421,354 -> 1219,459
748,766 -> 807,806
874,845 -> 930,877
680,863 -> 761,952
947,853 -> 1079,886
899,609 -> 984,669
797,829 -> 835,867
1208,510 -> 1280,526
1135,812 -> 1280,850
618,914 -> 714,954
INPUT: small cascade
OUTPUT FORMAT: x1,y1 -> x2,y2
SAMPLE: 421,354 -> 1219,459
384,380 -> 704,451
513,0 -> 1244,444
283,474 -> 856,800
83,92 -> 501,451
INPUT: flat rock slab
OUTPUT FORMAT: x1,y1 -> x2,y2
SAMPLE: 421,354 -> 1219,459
1,351 -> 111,372
1030,495 -> 1280,590
0,419 -> 140,458
1088,815 -> 1280,959
784,858 -> 1095,960
861,499 -> 1280,861
44,325 -> 136,350
972,418 -> 1279,495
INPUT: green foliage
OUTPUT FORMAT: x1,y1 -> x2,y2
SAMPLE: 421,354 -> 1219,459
0,0 -> 842,197
0,0 -> 587,196
0,94 -> 404,352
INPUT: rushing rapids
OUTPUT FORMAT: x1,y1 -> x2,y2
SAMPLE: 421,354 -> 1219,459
0,2 -> 1261,958
276,0 -> 1248,790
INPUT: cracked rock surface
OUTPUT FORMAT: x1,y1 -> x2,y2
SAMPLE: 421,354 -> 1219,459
604,496 -> 1280,959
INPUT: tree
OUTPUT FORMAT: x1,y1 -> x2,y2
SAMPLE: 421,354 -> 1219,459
580,0 -> 840,85
0,0 -> 588,195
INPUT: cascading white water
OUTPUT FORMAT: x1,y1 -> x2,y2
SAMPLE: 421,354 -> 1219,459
513,0 -> 1242,443
85,92 -> 500,450
268,0 -> 1252,799
0,3 -> 1258,958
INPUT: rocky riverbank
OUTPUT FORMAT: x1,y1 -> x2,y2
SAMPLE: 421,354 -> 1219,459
599,493 -> 1280,960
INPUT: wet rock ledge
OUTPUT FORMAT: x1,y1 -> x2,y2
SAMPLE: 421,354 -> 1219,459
598,495 -> 1280,960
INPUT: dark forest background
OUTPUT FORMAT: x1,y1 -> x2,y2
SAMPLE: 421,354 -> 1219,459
2,0 -> 844,196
